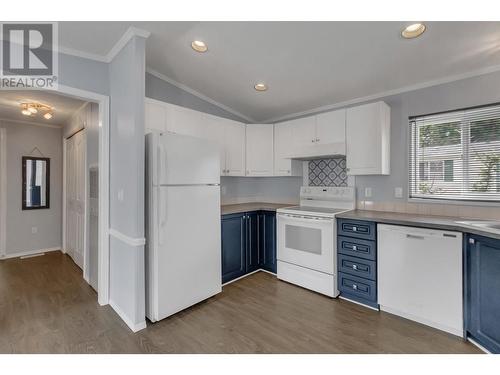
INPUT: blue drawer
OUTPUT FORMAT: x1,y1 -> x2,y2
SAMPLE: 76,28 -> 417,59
338,254 -> 376,281
337,236 -> 376,261
338,272 -> 377,303
337,219 -> 376,241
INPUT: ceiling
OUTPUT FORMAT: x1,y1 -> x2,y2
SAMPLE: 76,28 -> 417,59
59,21 -> 500,122
0,91 -> 86,127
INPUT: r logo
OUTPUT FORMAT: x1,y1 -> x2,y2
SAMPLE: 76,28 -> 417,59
1,23 -> 54,76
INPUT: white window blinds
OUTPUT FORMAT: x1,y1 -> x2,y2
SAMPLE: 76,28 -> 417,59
409,104 -> 500,202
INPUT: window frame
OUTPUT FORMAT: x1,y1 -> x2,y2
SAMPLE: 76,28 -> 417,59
408,102 -> 500,206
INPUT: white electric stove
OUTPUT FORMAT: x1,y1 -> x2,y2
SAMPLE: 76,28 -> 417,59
276,186 -> 355,297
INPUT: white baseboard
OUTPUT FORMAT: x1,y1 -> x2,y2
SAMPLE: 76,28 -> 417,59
109,299 -> 147,333
339,295 -> 380,311
467,337 -> 491,354
0,247 -> 61,260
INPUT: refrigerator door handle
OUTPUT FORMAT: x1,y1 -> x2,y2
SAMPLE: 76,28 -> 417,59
159,188 -> 167,245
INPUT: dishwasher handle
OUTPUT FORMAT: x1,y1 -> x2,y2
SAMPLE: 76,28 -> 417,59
406,234 -> 425,240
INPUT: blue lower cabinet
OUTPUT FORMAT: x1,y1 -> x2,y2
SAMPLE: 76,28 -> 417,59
337,218 -> 378,309
258,211 -> 277,273
246,212 -> 260,273
338,272 -> 377,308
221,213 -> 246,284
222,210 -> 277,284
466,234 -> 500,353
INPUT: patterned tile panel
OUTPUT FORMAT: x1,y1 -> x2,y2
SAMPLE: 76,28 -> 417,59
308,158 -> 347,187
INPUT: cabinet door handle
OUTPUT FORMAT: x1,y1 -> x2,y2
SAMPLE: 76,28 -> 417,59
352,264 -> 358,270
316,138 -> 320,142
469,238 -> 475,245
311,139 -> 315,143
352,284 -> 358,290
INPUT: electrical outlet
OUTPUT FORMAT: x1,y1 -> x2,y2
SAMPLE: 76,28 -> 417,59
364,187 -> 372,198
395,187 -> 403,198
221,185 -> 227,195
31,226 -> 38,234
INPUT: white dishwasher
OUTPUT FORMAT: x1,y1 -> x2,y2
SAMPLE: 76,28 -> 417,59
378,224 -> 463,336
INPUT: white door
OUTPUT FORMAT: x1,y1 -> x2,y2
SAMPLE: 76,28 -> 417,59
289,116 -> 316,151
315,109 -> 346,145
154,185 -> 221,321
224,119 -> 246,176
145,100 -> 167,134
200,114 -> 227,175
165,103 -> 204,137
245,124 -> 273,176
66,130 -> 86,269
277,213 -> 335,274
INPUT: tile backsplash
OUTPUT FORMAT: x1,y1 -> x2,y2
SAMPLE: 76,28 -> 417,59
308,158 -> 347,187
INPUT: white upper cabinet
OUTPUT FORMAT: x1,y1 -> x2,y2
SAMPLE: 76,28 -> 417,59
289,116 -> 316,151
285,109 -> 346,158
245,124 -> 274,176
346,101 -> 390,175
145,100 -> 167,133
315,109 -> 346,146
200,113 -> 227,174
274,122 -> 303,176
224,119 -> 246,176
165,104 -> 205,138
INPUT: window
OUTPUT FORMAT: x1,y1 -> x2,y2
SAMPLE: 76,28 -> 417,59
409,103 -> 500,202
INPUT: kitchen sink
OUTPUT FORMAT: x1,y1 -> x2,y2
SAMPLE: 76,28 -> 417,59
456,220 -> 500,234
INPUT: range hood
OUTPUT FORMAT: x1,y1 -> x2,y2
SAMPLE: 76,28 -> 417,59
285,141 -> 346,160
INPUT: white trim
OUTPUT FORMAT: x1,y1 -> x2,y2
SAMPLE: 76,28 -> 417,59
61,138 -> 67,254
109,228 -> 146,247
338,295 -> 380,311
1,247 -> 60,260
57,84 -> 110,307
106,27 -> 151,62
0,128 -> 6,258
467,337 -> 491,354
0,117 -> 63,129
222,269 -> 262,286
109,299 -> 147,333
59,46 -> 109,63
259,268 -> 277,276
264,63 -> 500,124
146,67 -> 255,123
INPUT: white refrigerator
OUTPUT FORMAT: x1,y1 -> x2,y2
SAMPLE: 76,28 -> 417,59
145,131 -> 222,322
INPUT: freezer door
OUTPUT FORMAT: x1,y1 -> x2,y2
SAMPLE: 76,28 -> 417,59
154,185 -> 222,321
158,132 -> 220,185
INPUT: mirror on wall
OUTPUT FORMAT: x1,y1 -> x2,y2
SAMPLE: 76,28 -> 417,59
22,156 -> 50,210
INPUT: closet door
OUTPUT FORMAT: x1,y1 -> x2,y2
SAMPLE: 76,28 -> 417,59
66,131 -> 86,270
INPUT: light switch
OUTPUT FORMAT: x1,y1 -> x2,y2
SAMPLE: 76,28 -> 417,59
364,187 -> 372,198
395,187 -> 403,198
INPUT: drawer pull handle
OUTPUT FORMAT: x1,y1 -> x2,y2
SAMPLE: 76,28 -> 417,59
352,227 -> 357,232
352,284 -> 357,290
352,264 -> 358,270
352,245 -> 357,251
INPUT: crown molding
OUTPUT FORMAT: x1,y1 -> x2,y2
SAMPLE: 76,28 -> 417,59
59,26 -> 151,64
146,67 -> 255,123
106,27 -> 151,62
263,62 -> 500,124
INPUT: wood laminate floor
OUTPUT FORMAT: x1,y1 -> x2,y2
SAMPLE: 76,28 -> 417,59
0,251 -> 481,353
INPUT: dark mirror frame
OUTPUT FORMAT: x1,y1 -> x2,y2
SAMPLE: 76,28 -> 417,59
22,156 -> 50,210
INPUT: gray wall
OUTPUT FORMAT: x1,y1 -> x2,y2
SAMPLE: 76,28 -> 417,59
1,120 -> 62,255
108,35 -> 147,329
59,53 -> 109,95
346,70 -> 500,206
146,72 -> 247,122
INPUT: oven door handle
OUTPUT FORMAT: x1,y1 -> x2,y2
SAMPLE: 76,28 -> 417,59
277,213 -> 334,222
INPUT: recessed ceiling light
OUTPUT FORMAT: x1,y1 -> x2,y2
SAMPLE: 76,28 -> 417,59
254,83 -> 267,92
191,40 -> 208,53
401,23 -> 426,39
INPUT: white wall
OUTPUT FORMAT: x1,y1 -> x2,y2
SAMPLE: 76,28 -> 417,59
108,35 -> 147,331
0,120 -> 62,256
221,176 -> 302,204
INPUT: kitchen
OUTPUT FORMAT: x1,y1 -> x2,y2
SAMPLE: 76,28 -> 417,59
2,13 -> 500,374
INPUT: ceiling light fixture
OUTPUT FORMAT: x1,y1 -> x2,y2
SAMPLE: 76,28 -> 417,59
401,23 -> 426,39
254,83 -> 267,92
191,40 -> 208,53
20,102 -> 54,120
